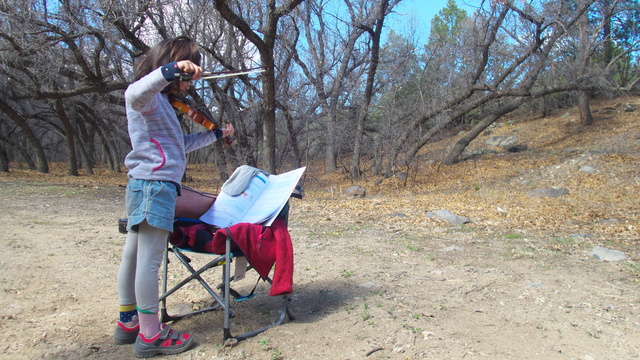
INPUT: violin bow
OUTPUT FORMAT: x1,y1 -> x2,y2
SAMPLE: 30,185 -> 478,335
176,68 -> 265,81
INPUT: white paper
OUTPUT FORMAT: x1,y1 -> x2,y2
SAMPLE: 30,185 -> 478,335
200,166 -> 305,228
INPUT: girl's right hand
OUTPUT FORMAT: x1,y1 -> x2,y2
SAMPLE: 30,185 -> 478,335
176,60 -> 202,80
222,124 -> 235,138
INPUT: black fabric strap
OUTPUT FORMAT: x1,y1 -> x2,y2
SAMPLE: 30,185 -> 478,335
192,226 -> 212,252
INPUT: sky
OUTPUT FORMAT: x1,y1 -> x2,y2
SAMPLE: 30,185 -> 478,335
389,0 -> 473,44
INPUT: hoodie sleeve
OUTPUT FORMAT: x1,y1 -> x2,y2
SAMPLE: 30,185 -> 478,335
183,130 -> 219,153
124,67 -> 172,113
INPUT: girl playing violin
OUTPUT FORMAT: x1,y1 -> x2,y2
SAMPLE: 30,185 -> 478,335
114,36 -> 234,357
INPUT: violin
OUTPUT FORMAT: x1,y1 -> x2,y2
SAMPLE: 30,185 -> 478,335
169,96 -> 233,147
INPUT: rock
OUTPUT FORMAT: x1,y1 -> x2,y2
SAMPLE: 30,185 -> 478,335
223,337 -> 239,347
485,134 -> 517,148
590,246 -> 627,262
506,144 -> 528,153
525,187 -> 569,198
389,212 -> 407,218
443,246 -> 465,252
345,185 -> 366,198
579,165 -> 597,174
396,172 -> 409,181
427,209 -> 471,225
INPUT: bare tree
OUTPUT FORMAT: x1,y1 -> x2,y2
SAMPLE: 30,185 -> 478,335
292,0 -> 370,173
349,0 -> 401,179
213,0 -> 304,174
0,97 -> 49,172
374,0 -> 609,170
0,0 -> 131,173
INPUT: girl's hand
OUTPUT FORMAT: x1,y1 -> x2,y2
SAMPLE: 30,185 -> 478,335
222,124 -> 235,138
176,60 -> 202,80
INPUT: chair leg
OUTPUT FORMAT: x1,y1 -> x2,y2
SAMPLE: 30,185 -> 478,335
160,234 -> 294,343
160,241 -> 170,322
223,235 -> 232,340
231,296 -> 295,342
160,247 -> 230,323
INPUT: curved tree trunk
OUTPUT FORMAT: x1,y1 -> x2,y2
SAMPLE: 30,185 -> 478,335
0,98 -> 49,173
442,97 -> 528,165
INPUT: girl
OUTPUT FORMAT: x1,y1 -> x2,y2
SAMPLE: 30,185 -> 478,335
114,36 -> 234,357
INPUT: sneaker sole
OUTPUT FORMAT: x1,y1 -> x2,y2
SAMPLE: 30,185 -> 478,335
114,334 -> 138,345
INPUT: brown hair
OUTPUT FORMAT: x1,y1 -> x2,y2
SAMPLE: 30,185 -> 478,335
134,36 -> 201,93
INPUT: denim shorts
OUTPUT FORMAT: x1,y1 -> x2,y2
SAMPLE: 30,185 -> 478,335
126,178 -> 178,232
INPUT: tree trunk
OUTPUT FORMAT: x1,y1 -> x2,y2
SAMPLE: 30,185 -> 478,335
0,98 -> 49,173
54,99 -> 79,176
76,104 -> 119,172
370,133 -> 383,176
578,90 -> 593,126
601,0 -> 613,65
293,2 -> 366,174
261,55 -> 277,174
74,115 -> 94,175
442,97 -> 529,165
577,0 -> 593,126
0,141 -> 9,172
214,0 -> 303,174
324,112 -> 338,173
351,0 -> 389,179
75,137 -> 94,175
283,107 -> 302,168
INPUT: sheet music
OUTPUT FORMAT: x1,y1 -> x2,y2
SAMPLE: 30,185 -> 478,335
199,166 -> 305,227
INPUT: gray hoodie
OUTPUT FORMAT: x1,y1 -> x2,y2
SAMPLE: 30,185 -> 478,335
124,66 -> 219,184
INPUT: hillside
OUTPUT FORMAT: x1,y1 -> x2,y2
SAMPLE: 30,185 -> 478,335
301,96 -> 639,251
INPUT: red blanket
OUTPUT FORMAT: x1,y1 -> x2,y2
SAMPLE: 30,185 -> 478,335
170,219 -> 293,296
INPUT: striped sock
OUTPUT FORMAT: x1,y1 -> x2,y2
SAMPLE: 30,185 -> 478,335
119,304 -> 137,324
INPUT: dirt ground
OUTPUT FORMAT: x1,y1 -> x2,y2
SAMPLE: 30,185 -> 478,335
1,97 -> 639,360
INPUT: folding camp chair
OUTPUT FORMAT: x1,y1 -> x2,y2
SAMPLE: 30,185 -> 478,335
117,194 -> 300,342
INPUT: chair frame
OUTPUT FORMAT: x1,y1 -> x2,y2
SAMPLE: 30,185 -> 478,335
118,218 -> 295,342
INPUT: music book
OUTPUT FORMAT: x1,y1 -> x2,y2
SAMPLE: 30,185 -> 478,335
199,166 -> 305,228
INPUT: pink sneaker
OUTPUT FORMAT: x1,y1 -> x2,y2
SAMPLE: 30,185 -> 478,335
133,324 -> 194,357
114,321 -> 139,345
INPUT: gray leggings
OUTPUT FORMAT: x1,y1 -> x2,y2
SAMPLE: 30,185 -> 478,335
117,220 -> 168,313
